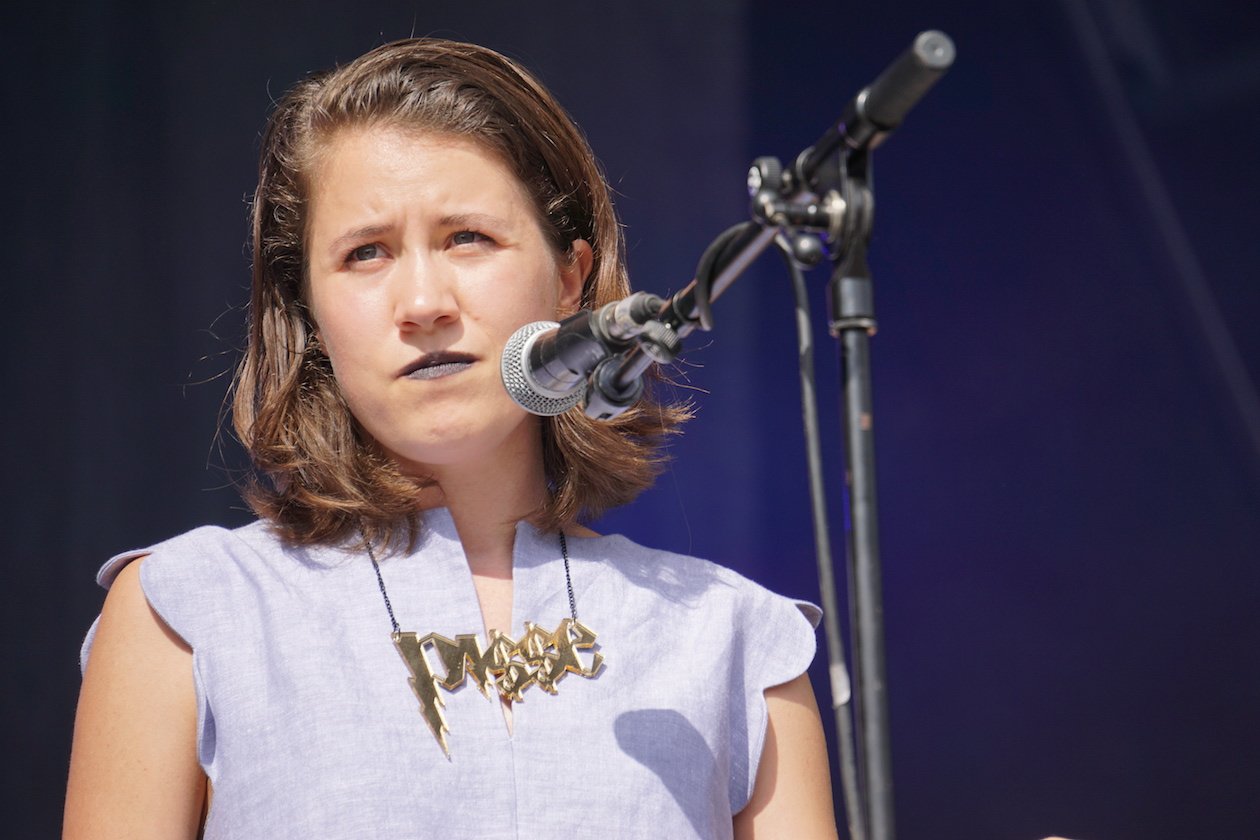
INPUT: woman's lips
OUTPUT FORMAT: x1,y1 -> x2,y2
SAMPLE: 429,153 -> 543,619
400,351 -> 476,380
407,360 -> 473,380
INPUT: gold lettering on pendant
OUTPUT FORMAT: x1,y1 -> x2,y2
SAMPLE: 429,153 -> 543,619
431,633 -> 494,695
392,621 -> 604,755
532,619 -> 605,694
391,632 -> 452,757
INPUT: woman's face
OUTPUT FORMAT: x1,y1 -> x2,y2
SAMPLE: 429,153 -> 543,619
305,126 -> 588,477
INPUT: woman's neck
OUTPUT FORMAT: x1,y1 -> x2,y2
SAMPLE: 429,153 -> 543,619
418,451 -> 549,578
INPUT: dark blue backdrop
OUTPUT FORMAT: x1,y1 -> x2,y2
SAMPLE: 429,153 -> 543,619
6,1 -> 1258,837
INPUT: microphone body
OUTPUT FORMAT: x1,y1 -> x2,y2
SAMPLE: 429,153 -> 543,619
501,312 -> 619,416
525,310 -> 607,396
501,294 -> 666,417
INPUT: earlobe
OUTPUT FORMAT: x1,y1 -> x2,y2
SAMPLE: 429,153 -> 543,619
558,239 -> 594,313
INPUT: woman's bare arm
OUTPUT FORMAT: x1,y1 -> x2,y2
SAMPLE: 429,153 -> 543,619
734,673 -> 839,840
64,559 -> 205,839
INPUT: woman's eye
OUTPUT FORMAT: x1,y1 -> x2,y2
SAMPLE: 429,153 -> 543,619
451,230 -> 490,247
347,243 -> 382,263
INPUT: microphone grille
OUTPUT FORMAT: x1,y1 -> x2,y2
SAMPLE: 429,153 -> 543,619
500,321 -> 584,416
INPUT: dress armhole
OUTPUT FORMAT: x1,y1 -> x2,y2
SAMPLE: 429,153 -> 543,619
734,596 -> 821,813
79,549 -> 150,675
79,548 -> 217,775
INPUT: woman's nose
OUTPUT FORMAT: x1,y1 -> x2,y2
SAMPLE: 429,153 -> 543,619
392,256 -> 459,331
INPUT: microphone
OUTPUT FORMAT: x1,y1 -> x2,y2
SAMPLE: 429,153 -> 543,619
500,293 -> 668,416
796,30 -> 955,184
501,312 -> 612,416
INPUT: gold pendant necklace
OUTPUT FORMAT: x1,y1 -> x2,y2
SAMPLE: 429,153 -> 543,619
366,529 -> 604,757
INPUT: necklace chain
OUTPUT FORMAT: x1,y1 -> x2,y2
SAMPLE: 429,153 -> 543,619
560,530 -> 577,621
363,526 -> 578,630
366,535 -> 401,634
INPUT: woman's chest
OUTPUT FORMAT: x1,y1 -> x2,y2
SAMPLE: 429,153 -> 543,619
196,567 -> 744,839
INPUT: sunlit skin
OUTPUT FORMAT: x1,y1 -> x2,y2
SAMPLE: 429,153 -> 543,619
305,127 -> 588,486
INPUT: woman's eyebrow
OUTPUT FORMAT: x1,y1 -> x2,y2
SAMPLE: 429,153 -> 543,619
327,224 -> 393,257
439,212 -> 510,230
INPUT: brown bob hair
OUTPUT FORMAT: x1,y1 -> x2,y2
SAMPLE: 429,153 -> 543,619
232,38 -> 687,548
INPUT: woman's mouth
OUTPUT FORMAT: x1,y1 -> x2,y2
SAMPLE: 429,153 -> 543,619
400,352 -> 476,381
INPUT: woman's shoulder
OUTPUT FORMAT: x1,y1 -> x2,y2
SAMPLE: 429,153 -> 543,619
80,521 -> 282,673
95,520 -> 284,590
575,530 -> 822,627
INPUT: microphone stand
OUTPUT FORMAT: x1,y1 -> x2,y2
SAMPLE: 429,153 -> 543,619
574,32 -> 954,840
830,187 -> 892,840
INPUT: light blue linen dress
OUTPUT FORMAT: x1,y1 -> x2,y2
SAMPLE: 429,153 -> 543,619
82,508 -> 820,839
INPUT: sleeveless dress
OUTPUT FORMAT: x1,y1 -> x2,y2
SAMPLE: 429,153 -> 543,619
81,508 -> 820,839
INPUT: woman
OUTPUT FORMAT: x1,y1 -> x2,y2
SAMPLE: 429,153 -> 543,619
65,38 -> 836,839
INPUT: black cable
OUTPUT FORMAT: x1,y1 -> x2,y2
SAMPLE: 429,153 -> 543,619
687,222 -> 760,331
775,235 -> 867,840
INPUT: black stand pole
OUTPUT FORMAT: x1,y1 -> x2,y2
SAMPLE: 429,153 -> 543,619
829,238 -> 894,840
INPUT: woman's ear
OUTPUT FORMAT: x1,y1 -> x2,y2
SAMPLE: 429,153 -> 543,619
557,239 -> 593,314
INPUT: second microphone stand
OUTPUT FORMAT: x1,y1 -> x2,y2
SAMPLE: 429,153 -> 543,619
569,31 -> 955,840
